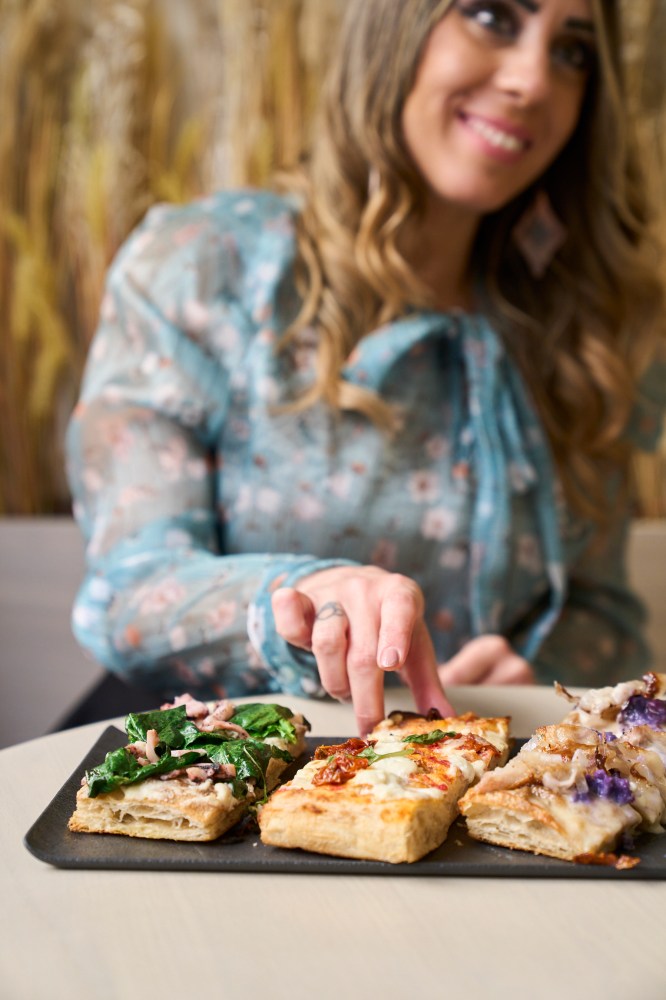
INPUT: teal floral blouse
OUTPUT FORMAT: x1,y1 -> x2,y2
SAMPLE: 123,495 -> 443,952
65,189 -> 664,700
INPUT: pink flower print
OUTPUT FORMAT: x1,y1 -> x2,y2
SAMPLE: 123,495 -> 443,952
198,657 -> 216,678
207,600 -> 238,634
421,506 -> 456,541
157,438 -> 190,482
168,626 -> 188,652
123,624 -> 143,649
439,545 -> 467,570
258,326 -> 276,345
508,461 -> 536,492
235,484 -> 253,514
183,299 -> 210,333
82,467 -> 104,493
91,336 -> 109,362
256,376 -> 279,403
256,488 -> 281,514
234,198 -> 255,216
425,435 -> 450,460
326,472 -> 352,500
252,303 -> 272,324
137,577 -> 187,615
293,494 -> 325,521
230,418 -> 251,441
105,418 -> 134,459
213,323 -> 240,352
117,484 -> 156,507
172,222 -> 205,246
130,230 -> 155,255
409,470 -> 440,503
516,534 -> 542,575
371,539 -> 397,570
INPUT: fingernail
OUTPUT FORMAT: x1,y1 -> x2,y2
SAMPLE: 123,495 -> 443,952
379,647 -> 400,669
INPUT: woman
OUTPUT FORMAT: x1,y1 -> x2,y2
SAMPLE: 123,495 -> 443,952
66,0 -> 665,734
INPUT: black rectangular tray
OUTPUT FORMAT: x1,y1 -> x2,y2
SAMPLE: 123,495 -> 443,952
24,726 -> 666,878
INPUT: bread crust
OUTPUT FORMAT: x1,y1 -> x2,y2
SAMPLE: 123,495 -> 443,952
259,774 -> 466,864
69,776 -> 249,841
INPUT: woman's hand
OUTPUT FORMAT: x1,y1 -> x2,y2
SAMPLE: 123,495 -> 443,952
271,565 -> 454,735
437,635 -> 534,685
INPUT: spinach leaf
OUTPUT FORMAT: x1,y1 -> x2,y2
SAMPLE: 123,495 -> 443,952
229,703 -> 307,742
204,738 -> 293,788
402,729 -> 458,745
125,706 -> 201,750
86,747 -> 201,797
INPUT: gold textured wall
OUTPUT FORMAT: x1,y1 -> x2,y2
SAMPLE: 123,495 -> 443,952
0,0 -> 664,514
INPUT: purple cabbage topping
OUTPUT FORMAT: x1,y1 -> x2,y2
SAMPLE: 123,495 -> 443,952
601,731 -> 617,742
618,695 -> 666,731
573,769 -> 634,805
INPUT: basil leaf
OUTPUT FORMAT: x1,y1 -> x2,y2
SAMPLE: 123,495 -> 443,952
125,706 -> 201,750
357,745 -> 413,765
85,747 -> 201,797
402,729 -> 458,745
229,703 -> 305,742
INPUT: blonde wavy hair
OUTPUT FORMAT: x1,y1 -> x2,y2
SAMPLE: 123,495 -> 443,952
279,0 -> 666,524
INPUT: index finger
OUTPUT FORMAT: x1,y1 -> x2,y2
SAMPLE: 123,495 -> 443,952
375,575 -> 424,671
400,621 -> 455,719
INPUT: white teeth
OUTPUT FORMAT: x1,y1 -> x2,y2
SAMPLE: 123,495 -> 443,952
465,117 -> 526,152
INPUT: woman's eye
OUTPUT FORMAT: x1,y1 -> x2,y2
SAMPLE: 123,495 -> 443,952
552,37 -> 597,74
456,0 -> 520,39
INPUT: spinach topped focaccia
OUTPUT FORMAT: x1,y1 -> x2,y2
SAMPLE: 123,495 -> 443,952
69,695 -> 310,842
258,711 -> 510,864
458,673 -> 666,866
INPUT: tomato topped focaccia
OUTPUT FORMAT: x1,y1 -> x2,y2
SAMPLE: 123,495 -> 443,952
69,695 -> 310,842
459,674 -> 666,867
258,712 -> 510,864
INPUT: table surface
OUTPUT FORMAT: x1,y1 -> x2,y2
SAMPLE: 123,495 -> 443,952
4,688 -> 665,1000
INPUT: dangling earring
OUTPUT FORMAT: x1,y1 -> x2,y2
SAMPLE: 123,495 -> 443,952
512,190 -> 567,279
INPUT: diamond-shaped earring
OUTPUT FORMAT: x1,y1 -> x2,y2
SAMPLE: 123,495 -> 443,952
512,190 -> 567,279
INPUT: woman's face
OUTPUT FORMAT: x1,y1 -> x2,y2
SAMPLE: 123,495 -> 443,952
401,0 -> 597,216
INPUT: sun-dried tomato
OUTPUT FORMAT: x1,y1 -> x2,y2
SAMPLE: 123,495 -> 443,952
313,753 -> 371,785
314,738 -> 369,759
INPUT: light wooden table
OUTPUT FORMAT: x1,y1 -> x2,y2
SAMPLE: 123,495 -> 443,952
3,689 -> 665,1000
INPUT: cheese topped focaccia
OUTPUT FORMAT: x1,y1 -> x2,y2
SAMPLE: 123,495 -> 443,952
459,674 -> 666,866
259,712 -> 510,864
69,695 -> 310,842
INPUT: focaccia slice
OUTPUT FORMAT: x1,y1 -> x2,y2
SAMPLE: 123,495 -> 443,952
69,697 -> 309,842
259,713 -> 509,864
459,723 -> 666,862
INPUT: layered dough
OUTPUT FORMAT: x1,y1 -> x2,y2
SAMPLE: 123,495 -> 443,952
259,712 -> 510,864
69,771 -> 249,842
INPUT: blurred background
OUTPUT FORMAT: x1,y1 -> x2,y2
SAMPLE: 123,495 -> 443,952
0,0 -> 664,518
0,0 -> 664,747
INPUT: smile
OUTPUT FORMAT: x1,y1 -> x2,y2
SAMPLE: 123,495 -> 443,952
459,113 -> 531,154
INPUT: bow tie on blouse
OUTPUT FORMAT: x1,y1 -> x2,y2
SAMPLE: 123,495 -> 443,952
342,310 -> 566,659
